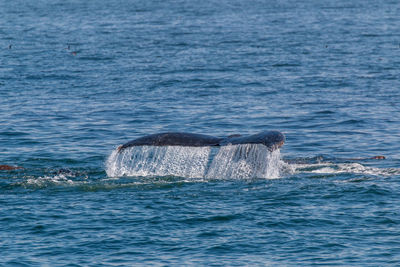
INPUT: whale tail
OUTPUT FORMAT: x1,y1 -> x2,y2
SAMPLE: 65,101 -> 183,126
117,131 -> 285,152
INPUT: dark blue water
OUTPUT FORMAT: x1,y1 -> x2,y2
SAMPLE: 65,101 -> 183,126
1,0 -> 400,265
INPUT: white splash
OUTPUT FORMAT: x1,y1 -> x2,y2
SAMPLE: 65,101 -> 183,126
25,174 -> 75,187
105,144 -> 285,179
292,162 -> 400,177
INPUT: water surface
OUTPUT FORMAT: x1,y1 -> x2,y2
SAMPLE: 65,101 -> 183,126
1,0 -> 400,265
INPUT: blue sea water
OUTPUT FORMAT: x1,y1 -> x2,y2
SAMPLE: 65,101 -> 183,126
1,0 -> 400,265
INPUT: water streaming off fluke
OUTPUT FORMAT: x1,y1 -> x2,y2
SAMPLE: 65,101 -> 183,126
106,146 -> 211,178
106,144 -> 284,179
206,144 -> 283,179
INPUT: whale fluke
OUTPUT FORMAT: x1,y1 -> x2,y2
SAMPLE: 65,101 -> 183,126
118,131 -> 285,152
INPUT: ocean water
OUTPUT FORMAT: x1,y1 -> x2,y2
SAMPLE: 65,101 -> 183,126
1,0 -> 400,265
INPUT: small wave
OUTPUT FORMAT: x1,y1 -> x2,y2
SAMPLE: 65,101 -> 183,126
12,175 -> 191,191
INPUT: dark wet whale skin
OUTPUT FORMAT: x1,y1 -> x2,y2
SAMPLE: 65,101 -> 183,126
118,131 -> 285,151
